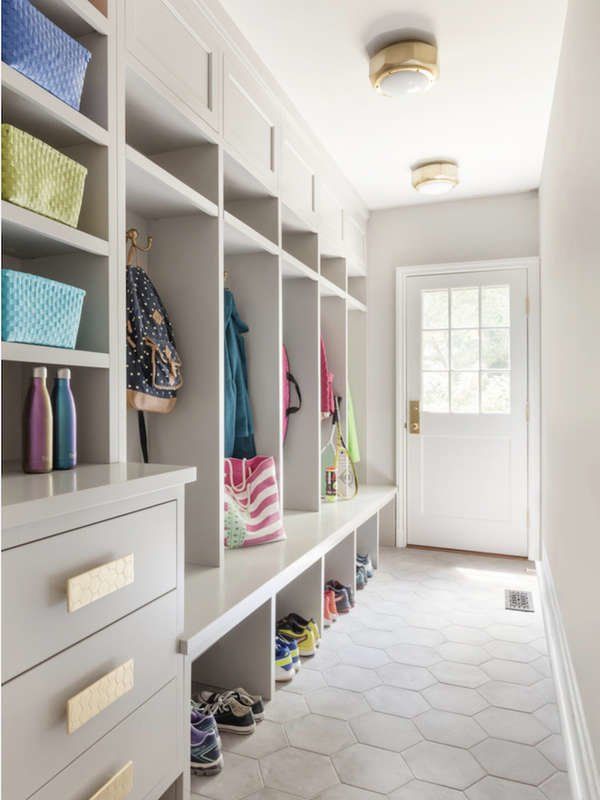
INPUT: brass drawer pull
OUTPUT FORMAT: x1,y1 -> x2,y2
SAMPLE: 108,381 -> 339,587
67,554 -> 134,613
88,761 -> 133,800
67,659 -> 134,734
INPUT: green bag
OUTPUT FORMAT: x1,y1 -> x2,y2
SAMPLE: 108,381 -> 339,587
2,124 -> 87,228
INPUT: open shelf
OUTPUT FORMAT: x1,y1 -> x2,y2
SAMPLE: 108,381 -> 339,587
1,342 -> 109,369
223,211 -> 279,256
126,146 -> 218,220
1,201 -> 109,259
281,249 -> 318,280
223,147 -> 276,202
32,0 -> 109,37
1,66 -> 109,148
281,202 -> 317,235
347,294 -> 367,312
347,257 -> 367,278
319,274 -> 346,299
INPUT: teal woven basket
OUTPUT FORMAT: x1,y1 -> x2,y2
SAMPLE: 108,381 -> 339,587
2,269 -> 86,349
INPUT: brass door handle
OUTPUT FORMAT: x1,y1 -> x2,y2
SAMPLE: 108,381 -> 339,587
409,400 -> 420,434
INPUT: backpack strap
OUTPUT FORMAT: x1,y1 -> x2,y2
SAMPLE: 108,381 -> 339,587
286,371 -> 302,417
138,411 -> 149,463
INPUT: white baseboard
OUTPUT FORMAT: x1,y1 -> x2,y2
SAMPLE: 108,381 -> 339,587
537,556 -> 600,800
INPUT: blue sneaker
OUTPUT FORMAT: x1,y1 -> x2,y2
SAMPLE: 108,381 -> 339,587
277,633 -> 301,672
190,720 -> 223,776
275,638 -> 295,682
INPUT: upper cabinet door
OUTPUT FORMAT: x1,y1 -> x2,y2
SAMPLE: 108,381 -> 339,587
318,180 -> 344,255
280,123 -> 317,228
345,213 -> 367,273
126,0 -> 222,133
223,50 -> 279,193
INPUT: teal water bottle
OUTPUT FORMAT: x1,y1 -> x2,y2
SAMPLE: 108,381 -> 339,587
51,368 -> 77,469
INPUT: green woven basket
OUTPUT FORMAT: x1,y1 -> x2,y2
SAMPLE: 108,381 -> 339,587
1,124 -> 88,228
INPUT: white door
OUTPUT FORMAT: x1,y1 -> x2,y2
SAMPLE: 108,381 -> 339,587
405,269 -> 528,556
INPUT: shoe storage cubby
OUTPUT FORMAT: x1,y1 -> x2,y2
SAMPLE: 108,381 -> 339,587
357,513 -> 380,570
276,558 -> 324,644
324,530 -> 357,594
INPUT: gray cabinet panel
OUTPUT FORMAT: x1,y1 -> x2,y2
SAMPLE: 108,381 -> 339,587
30,679 -> 179,800
2,501 -> 177,682
2,592 -> 178,800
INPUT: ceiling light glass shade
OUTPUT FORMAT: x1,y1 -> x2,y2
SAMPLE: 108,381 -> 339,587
412,162 -> 459,195
370,41 -> 438,96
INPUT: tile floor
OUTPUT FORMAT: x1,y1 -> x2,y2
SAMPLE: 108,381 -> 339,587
191,546 -> 571,800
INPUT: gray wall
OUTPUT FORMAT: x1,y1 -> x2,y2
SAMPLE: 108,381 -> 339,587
539,0 -> 600,768
366,191 -> 539,498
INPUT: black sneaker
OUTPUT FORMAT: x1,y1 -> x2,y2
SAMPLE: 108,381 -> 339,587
232,687 -> 265,721
195,690 -> 256,735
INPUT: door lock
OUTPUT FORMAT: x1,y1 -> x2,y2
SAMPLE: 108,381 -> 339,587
409,400 -> 420,434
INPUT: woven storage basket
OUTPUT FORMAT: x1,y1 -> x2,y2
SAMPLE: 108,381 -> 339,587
2,124 -> 88,227
2,269 -> 86,349
1,0 -> 92,111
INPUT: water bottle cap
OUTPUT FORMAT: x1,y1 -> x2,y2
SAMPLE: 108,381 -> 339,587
57,368 -> 71,379
33,366 -> 47,378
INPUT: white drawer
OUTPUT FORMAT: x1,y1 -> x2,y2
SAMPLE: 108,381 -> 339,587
2,592 -> 178,800
30,679 -> 180,800
2,500 -> 177,682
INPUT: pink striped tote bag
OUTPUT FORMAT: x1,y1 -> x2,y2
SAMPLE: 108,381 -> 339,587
224,456 -> 286,548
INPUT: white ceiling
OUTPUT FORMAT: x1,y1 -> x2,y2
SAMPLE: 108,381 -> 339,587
219,0 -> 567,210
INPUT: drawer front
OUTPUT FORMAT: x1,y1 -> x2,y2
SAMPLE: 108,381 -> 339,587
2,500 -> 177,682
2,592 -> 178,800
126,0 -> 222,132
223,50 -> 279,192
30,679 -> 179,800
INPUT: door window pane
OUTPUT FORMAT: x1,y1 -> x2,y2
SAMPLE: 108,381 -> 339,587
422,330 -> 449,370
423,372 -> 449,412
451,330 -> 479,371
482,285 -> 510,327
482,372 -> 511,413
451,287 -> 479,328
451,372 -> 479,413
481,328 -> 510,370
422,290 -> 448,329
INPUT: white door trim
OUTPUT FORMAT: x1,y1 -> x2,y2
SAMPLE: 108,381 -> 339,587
395,257 -> 541,561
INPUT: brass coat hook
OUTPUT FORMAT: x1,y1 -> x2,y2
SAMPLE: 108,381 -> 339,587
126,227 -> 153,267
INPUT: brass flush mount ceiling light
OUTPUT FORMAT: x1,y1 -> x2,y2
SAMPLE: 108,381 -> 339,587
412,162 -> 459,195
369,40 -> 438,96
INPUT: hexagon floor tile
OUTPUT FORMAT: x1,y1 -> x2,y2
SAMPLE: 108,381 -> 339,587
192,548 -> 569,800
260,747 -> 339,798
349,710 -> 422,752
332,743 -> 413,794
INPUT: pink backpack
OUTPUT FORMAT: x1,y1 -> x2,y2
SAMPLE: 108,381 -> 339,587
282,345 -> 302,441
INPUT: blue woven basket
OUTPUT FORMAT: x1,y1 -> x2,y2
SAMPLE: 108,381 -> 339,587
2,0 -> 92,111
2,269 -> 86,349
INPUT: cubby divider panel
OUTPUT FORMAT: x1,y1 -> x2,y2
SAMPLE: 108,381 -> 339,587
282,277 -> 320,511
191,598 -> 274,703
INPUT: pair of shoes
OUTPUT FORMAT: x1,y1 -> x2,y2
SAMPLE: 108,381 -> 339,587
324,588 -> 337,625
193,686 -> 264,735
326,580 -> 354,612
357,552 -> 374,578
356,564 -> 368,590
190,705 -> 223,775
275,636 -> 297,682
278,614 -> 319,657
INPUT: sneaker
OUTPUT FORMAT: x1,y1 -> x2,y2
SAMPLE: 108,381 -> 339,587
277,633 -> 301,671
277,619 -> 316,656
190,723 -> 224,776
275,638 -> 295,681
326,580 -> 353,612
325,588 -> 339,622
191,705 -> 220,737
232,687 -> 265,721
356,564 -> 367,590
323,591 -> 334,627
357,553 -> 374,578
195,690 -> 256,734
282,613 -> 321,648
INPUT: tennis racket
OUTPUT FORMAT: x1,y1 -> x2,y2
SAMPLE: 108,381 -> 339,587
333,396 -> 358,500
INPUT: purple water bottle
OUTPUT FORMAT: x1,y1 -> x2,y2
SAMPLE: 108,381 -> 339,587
23,366 -> 53,474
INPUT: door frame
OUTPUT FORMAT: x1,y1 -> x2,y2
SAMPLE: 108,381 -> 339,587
395,257 -> 541,561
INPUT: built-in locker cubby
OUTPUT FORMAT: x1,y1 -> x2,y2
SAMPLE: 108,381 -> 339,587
276,558 -> 324,643
281,229 -> 319,277
324,531 -> 356,597
320,256 -> 347,294
348,305 -> 367,483
282,277 -> 320,511
191,599 -> 274,704
357,514 -> 379,570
